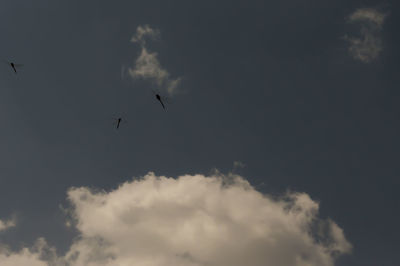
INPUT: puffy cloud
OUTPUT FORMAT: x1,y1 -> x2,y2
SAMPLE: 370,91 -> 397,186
0,249 -> 47,266
0,238 -> 57,266
129,48 -> 169,86
0,216 -> 16,232
65,172 -> 351,266
345,8 -> 387,63
127,25 -> 181,96
0,172 -> 352,266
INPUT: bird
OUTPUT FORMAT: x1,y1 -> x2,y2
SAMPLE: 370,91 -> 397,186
152,90 -> 168,110
116,118 -> 122,129
10,62 -> 17,73
155,93 -> 166,110
113,117 -> 123,129
5,61 -> 23,74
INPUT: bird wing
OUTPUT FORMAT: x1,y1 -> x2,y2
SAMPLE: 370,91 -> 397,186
159,99 -> 166,109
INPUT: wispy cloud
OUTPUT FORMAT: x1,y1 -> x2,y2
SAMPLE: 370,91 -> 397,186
349,8 -> 386,26
233,161 -> 246,169
0,172 -> 351,266
0,216 -> 16,232
127,25 -> 182,96
345,8 -> 388,63
131,24 -> 160,46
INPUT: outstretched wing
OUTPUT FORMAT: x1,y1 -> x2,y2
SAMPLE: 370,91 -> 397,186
159,99 -> 166,110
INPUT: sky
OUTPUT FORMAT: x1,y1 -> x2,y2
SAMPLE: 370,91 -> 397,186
0,0 -> 399,265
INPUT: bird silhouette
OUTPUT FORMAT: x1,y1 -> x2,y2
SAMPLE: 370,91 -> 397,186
152,90 -> 168,110
156,94 -> 166,110
113,117 -> 123,129
4,61 -> 23,74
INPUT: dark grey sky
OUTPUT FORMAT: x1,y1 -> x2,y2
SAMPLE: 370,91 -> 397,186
0,0 -> 399,265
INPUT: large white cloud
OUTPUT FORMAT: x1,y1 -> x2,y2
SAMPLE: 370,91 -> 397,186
128,25 -> 181,96
345,8 -> 387,63
0,172 -> 351,266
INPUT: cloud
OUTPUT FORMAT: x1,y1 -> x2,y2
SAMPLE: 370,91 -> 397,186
0,249 -> 47,266
129,48 -> 169,86
345,8 -> 387,63
131,24 -> 160,46
127,25 -> 181,96
0,238 -> 57,266
349,8 -> 386,26
0,217 -> 16,232
233,161 -> 246,169
0,172 -> 351,266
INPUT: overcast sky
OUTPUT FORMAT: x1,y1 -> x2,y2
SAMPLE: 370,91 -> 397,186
0,1 -> 399,265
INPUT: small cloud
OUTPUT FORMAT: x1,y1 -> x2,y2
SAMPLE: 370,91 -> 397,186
233,161 -> 246,169
129,48 -> 169,86
127,25 -> 182,96
131,24 -> 160,46
0,217 -> 16,232
345,8 -> 388,63
166,77 -> 182,96
349,8 -> 386,26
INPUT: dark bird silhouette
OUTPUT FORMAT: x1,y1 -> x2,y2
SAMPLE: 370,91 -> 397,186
152,90 -> 171,110
5,61 -> 23,74
113,117 -> 123,129
11,63 -> 16,73
156,94 -> 166,110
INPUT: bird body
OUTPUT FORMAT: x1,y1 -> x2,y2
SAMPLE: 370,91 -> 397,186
112,117 -> 124,129
10,63 -> 16,73
4,61 -> 23,74
156,94 -> 166,110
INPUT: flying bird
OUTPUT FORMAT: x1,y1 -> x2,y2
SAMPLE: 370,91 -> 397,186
152,90 -> 169,110
113,117 -> 123,129
4,61 -> 23,74
156,93 -> 166,110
